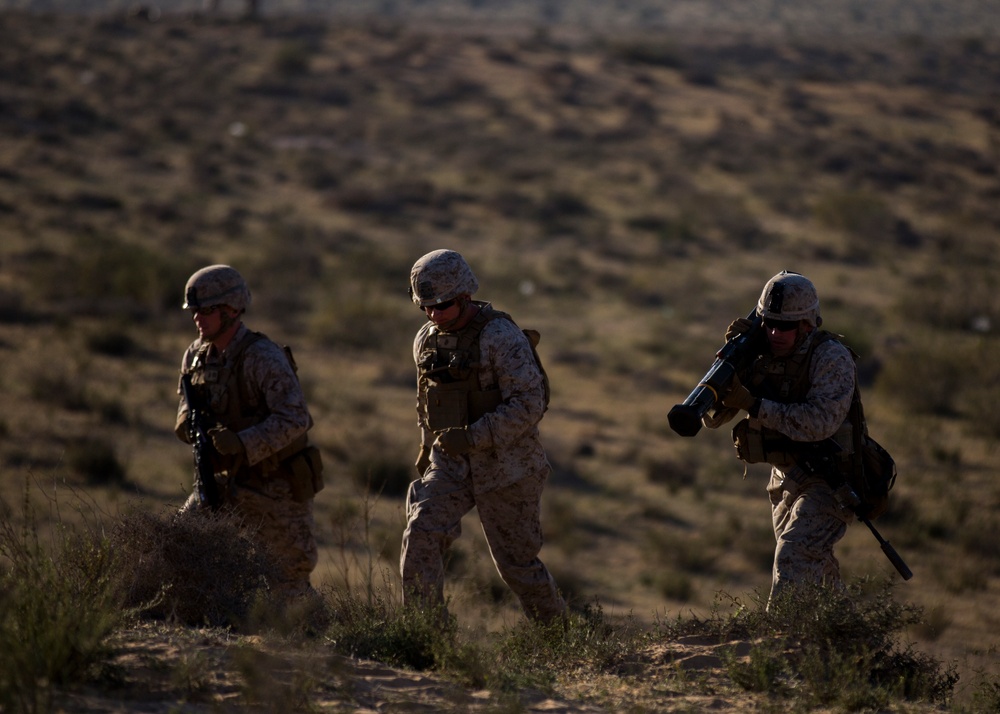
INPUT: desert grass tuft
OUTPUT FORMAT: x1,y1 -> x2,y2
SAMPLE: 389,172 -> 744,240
0,491 -> 128,713
109,508 -> 279,628
714,579 -> 958,707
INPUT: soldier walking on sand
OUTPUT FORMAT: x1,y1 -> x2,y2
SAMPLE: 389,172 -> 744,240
400,249 -> 566,623
703,271 -> 857,605
174,264 -> 324,604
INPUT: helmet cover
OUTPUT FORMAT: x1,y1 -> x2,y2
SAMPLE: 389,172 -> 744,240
409,249 -> 478,307
183,264 -> 251,313
757,270 -> 820,327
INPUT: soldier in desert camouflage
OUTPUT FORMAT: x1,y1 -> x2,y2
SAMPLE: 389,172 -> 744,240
401,249 -> 566,623
703,271 -> 857,605
174,264 -> 323,603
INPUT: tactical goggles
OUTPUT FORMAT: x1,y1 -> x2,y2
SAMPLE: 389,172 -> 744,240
763,317 -> 799,332
422,298 -> 457,312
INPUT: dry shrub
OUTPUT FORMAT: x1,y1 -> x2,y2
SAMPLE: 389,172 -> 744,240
895,266 -> 1000,334
874,336 -> 963,416
0,493 -> 128,712
66,437 -> 127,486
109,509 -> 279,628
36,235 -> 187,315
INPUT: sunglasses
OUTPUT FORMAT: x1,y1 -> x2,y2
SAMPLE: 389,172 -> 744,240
422,298 -> 457,312
763,317 -> 799,332
190,305 -> 222,317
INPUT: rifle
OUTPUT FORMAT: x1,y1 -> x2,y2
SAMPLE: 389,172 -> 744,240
668,309 -> 763,437
782,438 -> 913,581
180,373 -> 222,510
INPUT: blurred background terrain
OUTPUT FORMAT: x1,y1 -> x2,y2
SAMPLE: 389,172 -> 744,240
1,0 -> 999,708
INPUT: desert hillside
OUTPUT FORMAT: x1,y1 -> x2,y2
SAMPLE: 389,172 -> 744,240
4,0 -> 1000,38
1,5 -> 999,711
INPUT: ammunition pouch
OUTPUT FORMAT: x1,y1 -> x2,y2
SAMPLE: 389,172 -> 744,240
425,381 -> 469,432
424,381 -> 502,432
857,435 -> 895,520
286,445 -> 324,503
237,445 -> 323,503
732,419 -> 768,463
731,419 -> 813,469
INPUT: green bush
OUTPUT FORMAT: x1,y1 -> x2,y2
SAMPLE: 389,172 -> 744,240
718,579 -> 958,707
968,671 -> 1000,713
489,603 -> 647,692
325,587 -> 456,671
0,503 -> 127,712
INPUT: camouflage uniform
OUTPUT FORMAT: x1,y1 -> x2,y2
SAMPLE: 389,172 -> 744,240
704,271 -> 855,603
401,250 -> 565,622
176,266 -> 319,601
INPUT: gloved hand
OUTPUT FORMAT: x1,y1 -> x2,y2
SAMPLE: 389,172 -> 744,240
435,427 -> 474,456
209,427 -> 245,456
415,445 -> 431,476
725,317 -> 754,342
722,375 -> 757,413
175,417 -> 193,444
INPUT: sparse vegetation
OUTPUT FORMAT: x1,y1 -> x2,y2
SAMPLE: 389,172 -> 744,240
0,480 -> 987,712
0,493 -> 128,713
1,4 -> 999,711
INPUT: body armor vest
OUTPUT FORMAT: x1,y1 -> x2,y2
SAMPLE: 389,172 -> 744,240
417,304 -> 512,433
186,330 -> 308,478
749,331 -> 837,404
735,331 -> 855,467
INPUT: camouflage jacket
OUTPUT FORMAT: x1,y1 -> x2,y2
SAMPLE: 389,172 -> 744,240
176,324 -> 312,468
414,304 -> 550,494
705,330 -> 856,477
755,332 -> 856,444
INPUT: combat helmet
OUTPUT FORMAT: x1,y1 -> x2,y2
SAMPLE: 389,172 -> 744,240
409,249 -> 478,307
757,270 -> 821,327
183,265 -> 251,313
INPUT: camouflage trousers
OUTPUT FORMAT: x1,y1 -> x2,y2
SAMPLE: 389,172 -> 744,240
401,466 -> 565,623
181,474 -> 318,600
767,467 -> 853,605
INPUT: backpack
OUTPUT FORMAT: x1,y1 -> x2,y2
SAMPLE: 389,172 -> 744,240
848,378 -> 896,521
519,327 -> 551,412
458,306 -> 550,412
472,309 -> 550,413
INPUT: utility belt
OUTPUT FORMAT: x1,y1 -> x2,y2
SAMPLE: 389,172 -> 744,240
233,443 -> 324,503
733,418 -> 854,476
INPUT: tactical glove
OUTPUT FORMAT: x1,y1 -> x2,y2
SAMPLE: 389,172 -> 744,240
175,417 -> 193,444
209,427 -> 245,456
435,427 -> 474,456
725,317 -> 754,342
415,445 -> 431,477
722,375 -> 758,414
